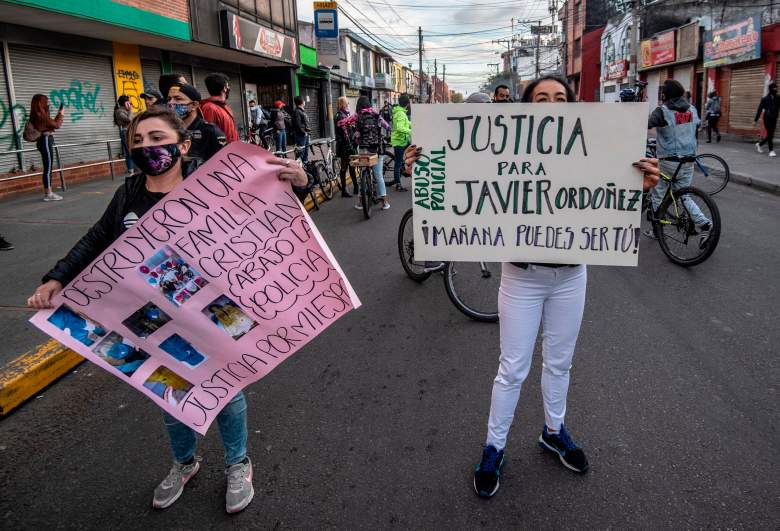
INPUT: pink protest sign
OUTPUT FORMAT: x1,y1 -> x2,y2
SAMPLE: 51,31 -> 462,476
30,143 -> 360,434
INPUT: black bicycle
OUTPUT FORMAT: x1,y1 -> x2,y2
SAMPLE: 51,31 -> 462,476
351,150 -> 380,219
646,139 -> 730,195
643,155 -> 721,266
397,208 -> 499,322
310,138 -> 341,200
276,147 -> 320,210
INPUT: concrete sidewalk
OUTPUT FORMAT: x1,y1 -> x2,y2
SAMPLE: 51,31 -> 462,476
697,137 -> 780,195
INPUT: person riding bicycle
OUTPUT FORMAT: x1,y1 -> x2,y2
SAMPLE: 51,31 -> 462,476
337,96 -> 391,211
647,79 -> 711,235
401,77 -> 660,499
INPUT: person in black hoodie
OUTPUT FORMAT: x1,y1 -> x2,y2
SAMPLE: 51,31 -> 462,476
167,83 -> 226,164
27,107 -> 308,514
291,95 -> 311,163
754,82 -> 779,157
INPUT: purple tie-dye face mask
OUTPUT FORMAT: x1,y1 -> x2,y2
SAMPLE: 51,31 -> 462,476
130,144 -> 180,176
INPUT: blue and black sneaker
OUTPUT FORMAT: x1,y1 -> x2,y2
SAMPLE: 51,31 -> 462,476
473,445 -> 505,498
538,425 -> 589,473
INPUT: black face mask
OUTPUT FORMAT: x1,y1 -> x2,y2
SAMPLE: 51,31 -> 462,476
130,144 -> 181,176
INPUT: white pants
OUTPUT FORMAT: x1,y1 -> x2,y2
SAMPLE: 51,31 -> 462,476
486,263 -> 587,450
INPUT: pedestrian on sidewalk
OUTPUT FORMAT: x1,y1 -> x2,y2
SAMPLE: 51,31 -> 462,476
291,96 -> 311,163
338,95 -> 391,210
390,94 -> 411,191
403,76 -> 661,500
27,106 -> 309,513
0,233 -> 13,251
647,79 -> 711,232
270,100 -> 289,152
141,89 -> 165,109
113,96 -> 134,175
704,90 -> 722,143
754,82 -> 778,157
200,73 -> 239,144
335,96 -> 356,197
28,94 -> 64,202
167,83 -> 226,163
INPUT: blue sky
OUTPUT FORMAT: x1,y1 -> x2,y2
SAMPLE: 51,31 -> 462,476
297,0 -> 553,94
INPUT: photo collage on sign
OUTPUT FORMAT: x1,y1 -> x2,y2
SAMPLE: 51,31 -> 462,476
138,246 -> 208,307
201,295 -> 258,340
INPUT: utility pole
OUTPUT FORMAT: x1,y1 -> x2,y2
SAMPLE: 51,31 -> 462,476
628,0 -> 640,86
434,59 -> 438,103
418,27 -> 424,103
492,38 -> 516,100
535,20 -> 542,78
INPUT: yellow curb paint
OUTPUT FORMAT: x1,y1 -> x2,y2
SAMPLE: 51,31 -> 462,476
0,178 -> 350,416
0,340 -> 83,416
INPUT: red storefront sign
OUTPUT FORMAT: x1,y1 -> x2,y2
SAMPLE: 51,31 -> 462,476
605,60 -> 628,80
651,30 -> 675,65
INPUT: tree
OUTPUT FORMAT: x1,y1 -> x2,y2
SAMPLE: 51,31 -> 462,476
451,92 -> 464,103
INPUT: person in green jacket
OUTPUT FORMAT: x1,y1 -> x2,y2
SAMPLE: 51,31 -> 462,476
391,94 -> 412,192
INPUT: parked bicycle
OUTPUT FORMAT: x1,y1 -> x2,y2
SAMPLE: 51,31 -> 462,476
243,126 -> 275,151
397,208 -> 499,322
646,138 -> 730,195
309,138 -> 342,200
642,154 -> 722,266
275,146 -> 320,210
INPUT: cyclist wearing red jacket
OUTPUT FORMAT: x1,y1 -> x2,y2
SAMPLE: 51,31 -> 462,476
200,72 -> 239,144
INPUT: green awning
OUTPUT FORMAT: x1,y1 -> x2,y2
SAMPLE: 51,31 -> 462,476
298,64 -> 329,80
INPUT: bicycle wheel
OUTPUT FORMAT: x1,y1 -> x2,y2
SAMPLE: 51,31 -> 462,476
443,261 -> 500,322
315,162 -> 335,200
360,168 -> 371,219
397,208 -> 432,282
655,186 -> 721,267
692,153 -> 730,195
331,156 -> 343,192
383,149 -> 395,186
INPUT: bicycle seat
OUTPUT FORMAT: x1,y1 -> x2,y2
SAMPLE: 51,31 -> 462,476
661,155 -> 697,163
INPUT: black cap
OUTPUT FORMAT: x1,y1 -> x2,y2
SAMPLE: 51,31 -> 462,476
141,89 -> 163,101
171,83 -> 202,102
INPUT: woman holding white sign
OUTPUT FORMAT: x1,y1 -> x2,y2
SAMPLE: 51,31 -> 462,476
27,107 -> 309,513
405,76 -> 660,499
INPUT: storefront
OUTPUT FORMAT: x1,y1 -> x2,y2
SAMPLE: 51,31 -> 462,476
600,13 -> 632,103
704,16 -> 779,138
639,22 -> 701,109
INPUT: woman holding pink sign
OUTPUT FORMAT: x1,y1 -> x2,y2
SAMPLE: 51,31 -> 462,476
27,107 -> 308,513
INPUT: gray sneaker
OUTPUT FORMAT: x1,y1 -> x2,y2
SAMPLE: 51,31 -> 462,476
43,192 -> 63,202
225,457 -> 254,514
152,458 -> 201,509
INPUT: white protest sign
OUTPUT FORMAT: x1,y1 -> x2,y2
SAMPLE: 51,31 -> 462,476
411,102 -> 649,266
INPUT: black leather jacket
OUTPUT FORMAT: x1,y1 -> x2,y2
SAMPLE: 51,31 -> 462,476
43,159 -> 200,286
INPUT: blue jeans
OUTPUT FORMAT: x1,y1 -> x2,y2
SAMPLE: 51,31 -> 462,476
119,128 -> 133,173
274,130 -> 287,152
393,145 -> 408,186
163,391 -> 248,466
651,160 -> 710,225
372,154 -> 386,197
295,132 -> 309,163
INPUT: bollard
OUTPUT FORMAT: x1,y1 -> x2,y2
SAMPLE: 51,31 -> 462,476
107,141 -> 115,180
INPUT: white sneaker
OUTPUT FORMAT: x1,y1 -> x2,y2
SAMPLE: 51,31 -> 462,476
354,204 -> 363,210
153,458 -> 201,509
769,151 -> 777,157
43,193 -> 63,202
756,143 -> 764,153
382,202 -> 391,210
225,457 -> 254,514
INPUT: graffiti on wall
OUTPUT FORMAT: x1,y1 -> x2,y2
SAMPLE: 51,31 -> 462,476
112,43 -> 146,113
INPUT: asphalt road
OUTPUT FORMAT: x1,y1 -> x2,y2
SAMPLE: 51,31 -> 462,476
0,178 -> 777,529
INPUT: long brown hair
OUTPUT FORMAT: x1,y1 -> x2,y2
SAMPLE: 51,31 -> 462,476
30,94 -> 57,131
126,106 -> 189,148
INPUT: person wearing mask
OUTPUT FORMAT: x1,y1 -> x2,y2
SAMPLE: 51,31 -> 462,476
0,233 -> 13,251
755,82 -> 779,157
248,99 -> 268,141
167,83 -> 226,164
29,94 -> 65,201
27,106 -> 309,513
335,96 -> 356,198
337,95 -> 391,210
201,72 -> 239,144
291,96 -> 311,163
704,90 -> 722,143
380,101 -> 392,125
158,73 -> 188,104
270,101 -> 289,152
647,79 -> 711,234
390,94 -> 411,192
493,85 -> 512,103
141,89 -> 164,109
402,77 -> 661,499
113,96 -> 134,175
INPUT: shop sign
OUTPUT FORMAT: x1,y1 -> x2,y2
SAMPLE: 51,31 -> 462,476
349,72 -> 361,88
221,11 -> 297,64
703,15 -> 761,67
364,76 -> 375,88
346,88 -> 360,97
375,73 -> 393,89
605,60 -> 628,80
640,30 -> 675,68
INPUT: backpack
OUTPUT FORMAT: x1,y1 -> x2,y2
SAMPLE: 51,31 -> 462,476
357,111 -> 382,148
282,110 -> 292,130
709,97 -> 721,116
23,120 -> 41,142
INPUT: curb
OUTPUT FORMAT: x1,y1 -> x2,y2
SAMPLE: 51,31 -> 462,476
728,171 -> 780,196
0,189 -> 335,417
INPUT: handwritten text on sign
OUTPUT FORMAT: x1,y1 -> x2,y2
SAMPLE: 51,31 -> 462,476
411,102 -> 649,266
30,143 -> 360,434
